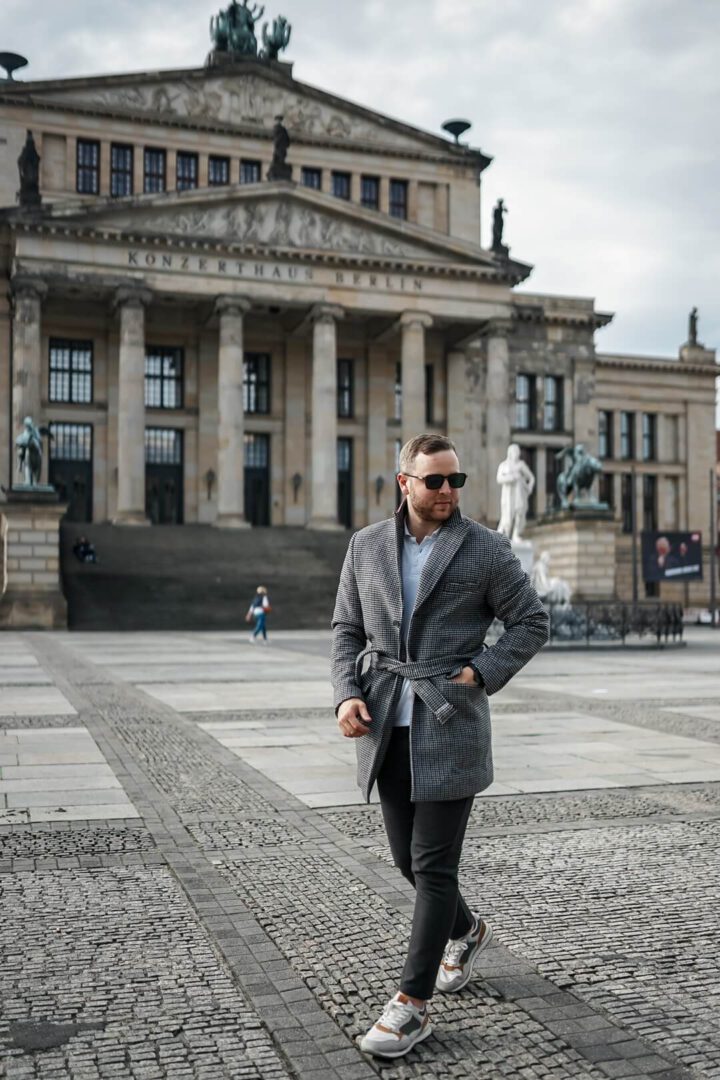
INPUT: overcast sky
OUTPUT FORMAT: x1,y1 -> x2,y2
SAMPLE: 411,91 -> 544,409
2,0 -> 718,411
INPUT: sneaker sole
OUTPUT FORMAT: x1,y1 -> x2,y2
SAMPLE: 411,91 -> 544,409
359,1021 -> 433,1059
435,922 -> 494,994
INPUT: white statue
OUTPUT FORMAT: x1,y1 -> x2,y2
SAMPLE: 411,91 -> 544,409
531,550 -> 572,606
496,443 -> 535,542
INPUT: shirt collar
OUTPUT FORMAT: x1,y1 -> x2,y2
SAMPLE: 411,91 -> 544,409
404,520 -> 441,545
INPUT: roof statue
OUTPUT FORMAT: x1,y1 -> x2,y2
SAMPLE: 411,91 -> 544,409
261,16 -> 291,60
17,129 -> 41,208
491,198 -> 509,257
267,115 -> 291,180
209,1 -> 291,61
688,306 -> 700,347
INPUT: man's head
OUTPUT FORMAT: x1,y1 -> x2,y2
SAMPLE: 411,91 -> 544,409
397,433 -> 462,524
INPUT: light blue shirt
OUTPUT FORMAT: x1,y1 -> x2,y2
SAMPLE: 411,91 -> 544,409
393,522 -> 441,727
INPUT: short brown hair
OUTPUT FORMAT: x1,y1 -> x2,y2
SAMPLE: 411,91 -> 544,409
398,433 -> 456,474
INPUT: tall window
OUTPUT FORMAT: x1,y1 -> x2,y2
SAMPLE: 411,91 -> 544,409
145,347 -> 183,409
598,410 -> 613,459
145,427 -> 182,465
144,148 -> 166,193
176,151 -> 198,191
208,155 -> 230,186
394,362 -> 402,420
301,167 -> 322,190
332,171 -> 351,200
240,159 -> 261,184
244,353 -> 271,414
515,374 -> 537,431
337,358 -> 354,418
49,339 -> 93,403
643,474 -> 657,532
599,472 -> 614,508
543,376 -> 563,432
110,144 -> 133,197
620,411 -> 635,460
642,413 -> 657,461
77,140 -> 100,194
425,364 -> 434,425
361,176 -> 380,210
621,474 -> 634,534
49,422 -> 93,461
389,179 -> 408,219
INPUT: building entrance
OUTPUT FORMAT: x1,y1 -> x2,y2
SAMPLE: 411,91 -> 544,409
244,433 -> 270,526
338,437 -> 353,528
48,423 -> 93,522
145,428 -> 183,524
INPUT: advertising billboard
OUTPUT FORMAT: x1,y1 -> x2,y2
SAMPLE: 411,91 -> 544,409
641,531 -> 703,583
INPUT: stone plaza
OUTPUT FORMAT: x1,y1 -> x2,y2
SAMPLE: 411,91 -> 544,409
2,626 -> 720,1079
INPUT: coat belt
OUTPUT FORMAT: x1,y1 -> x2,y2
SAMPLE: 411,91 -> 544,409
355,646 -> 470,726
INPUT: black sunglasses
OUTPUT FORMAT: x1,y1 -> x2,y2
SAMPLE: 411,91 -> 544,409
403,472 -> 467,490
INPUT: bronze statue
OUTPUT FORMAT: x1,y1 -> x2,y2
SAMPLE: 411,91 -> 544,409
261,15 -> 291,60
16,416 -> 50,487
210,0 -> 265,56
688,306 -> 698,346
491,198 -> 507,252
267,115 -> 291,180
555,444 -> 603,509
17,129 -> 41,208
209,1 -> 291,60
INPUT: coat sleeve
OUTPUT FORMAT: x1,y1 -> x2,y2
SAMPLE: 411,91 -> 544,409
470,533 -> 549,696
330,532 -> 367,711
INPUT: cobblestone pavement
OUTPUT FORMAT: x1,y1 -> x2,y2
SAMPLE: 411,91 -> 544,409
2,628 -> 720,1080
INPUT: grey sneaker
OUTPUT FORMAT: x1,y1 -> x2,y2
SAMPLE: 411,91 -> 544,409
435,915 -> 493,993
358,993 -> 432,1058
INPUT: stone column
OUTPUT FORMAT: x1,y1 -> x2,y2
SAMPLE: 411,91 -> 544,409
447,343 -> 485,521
400,312 -> 433,444
308,304 -> 344,530
114,287 -> 151,525
214,296 -> 252,528
484,318 -> 513,526
11,277 -> 47,447
367,345 -> 391,524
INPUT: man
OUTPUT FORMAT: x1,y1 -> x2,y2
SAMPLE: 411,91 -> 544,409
331,433 -> 549,1059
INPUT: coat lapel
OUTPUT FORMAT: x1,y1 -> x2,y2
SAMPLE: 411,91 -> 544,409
411,509 -> 470,616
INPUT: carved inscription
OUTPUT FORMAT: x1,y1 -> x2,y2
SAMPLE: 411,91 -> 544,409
126,249 -> 424,292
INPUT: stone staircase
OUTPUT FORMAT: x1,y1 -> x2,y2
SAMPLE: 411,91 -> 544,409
59,523 -> 352,631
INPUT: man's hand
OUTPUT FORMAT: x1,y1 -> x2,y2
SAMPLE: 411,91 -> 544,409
450,665 -> 477,686
337,698 -> 372,738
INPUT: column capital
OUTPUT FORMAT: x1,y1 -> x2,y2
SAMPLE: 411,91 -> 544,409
400,311 -> 433,331
214,295 -> 252,318
113,286 -> 152,313
481,315 -> 514,339
10,275 -> 48,304
310,303 -> 344,326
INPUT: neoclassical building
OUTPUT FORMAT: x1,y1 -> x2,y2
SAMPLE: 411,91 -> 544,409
0,30 -> 717,602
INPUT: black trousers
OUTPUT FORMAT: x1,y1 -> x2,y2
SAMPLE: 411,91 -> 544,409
376,727 -> 475,1000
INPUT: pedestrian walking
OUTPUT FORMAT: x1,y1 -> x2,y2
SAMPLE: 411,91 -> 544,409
331,433 -> 549,1059
247,585 -> 271,644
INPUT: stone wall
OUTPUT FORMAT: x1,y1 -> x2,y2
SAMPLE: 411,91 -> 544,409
0,498 -> 67,628
527,512 -> 618,601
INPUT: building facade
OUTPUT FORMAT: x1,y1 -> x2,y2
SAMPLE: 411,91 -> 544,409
0,45 -> 717,602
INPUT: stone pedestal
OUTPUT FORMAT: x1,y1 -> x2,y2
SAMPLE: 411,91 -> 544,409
526,509 -> 618,601
0,490 -> 67,628
511,539 -> 535,575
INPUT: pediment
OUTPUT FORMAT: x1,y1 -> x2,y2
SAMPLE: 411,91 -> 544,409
52,185 -> 498,266
11,66 -> 458,156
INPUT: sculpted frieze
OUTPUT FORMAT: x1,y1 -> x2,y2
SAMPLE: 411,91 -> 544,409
43,75 -> 425,149
96,199 -> 436,258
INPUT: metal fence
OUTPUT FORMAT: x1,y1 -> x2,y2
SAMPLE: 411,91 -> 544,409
545,601 -> 684,647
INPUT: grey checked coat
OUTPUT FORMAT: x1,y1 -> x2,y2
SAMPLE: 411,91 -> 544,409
331,505 -> 549,802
